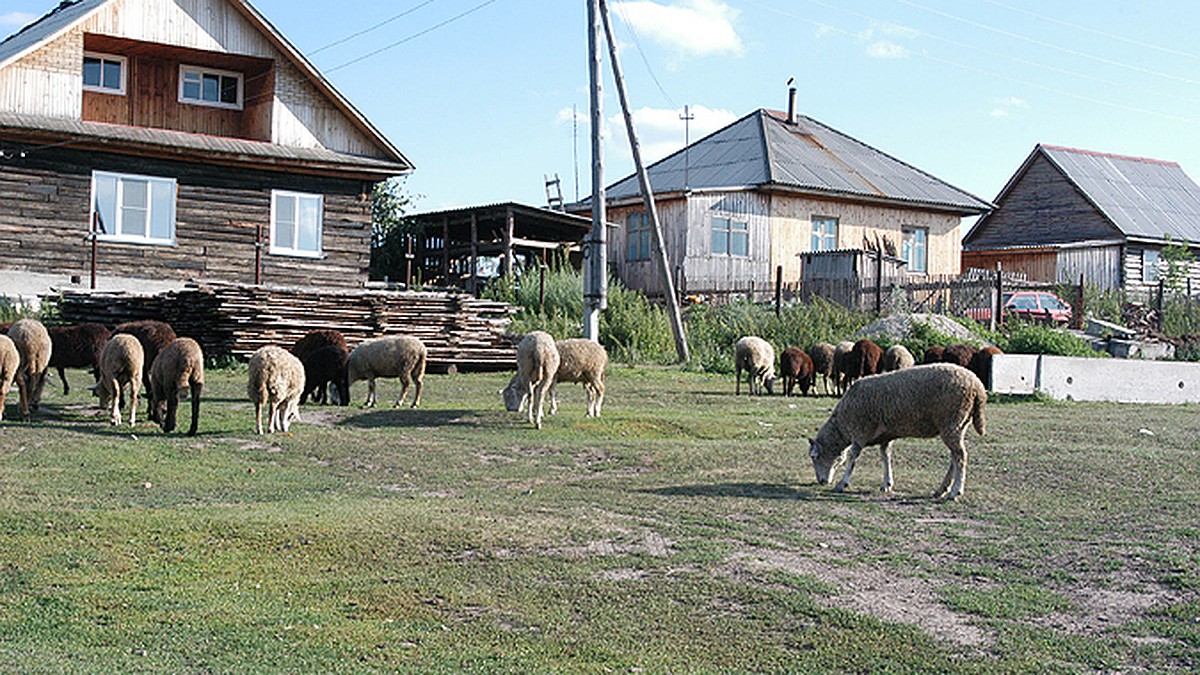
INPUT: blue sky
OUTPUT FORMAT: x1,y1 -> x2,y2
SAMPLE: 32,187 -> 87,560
5,0 -> 1200,215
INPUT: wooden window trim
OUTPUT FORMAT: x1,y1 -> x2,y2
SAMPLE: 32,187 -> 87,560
82,52 -> 127,96
178,64 -> 244,110
270,190 -> 324,259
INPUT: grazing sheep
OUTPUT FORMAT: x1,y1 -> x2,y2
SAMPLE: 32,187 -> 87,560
969,346 -> 1004,390
96,334 -> 143,427
843,338 -> 883,389
48,323 -> 110,395
780,347 -> 814,397
734,336 -> 776,396
502,331 -> 560,429
291,329 -> 349,404
0,335 -> 18,422
301,345 -> 350,407
808,342 -> 835,395
832,340 -> 855,395
347,335 -> 427,408
113,320 -> 177,391
248,346 -> 306,434
148,337 -> 204,436
922,345 -> 946,365
8,318 -> 52,422
808,363 -> 987,501
550,338 -> 607,418
941,343 -> 979,368
881,344 -> 915,372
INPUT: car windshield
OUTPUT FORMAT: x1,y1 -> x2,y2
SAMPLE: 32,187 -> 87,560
1009,294 -> 1038,310
1039,293 -> 1067,310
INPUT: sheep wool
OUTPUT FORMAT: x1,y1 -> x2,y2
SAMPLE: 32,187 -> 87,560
502,331 -> 559,429
347,335 -> 427,408
551,338 -> 607,418
248,345 -> 306,434
734,336 -> 775,396
808,342 -> 835,395
48,323 -> 110,395
8,318 -> 52,422
808,363 -> 987,501
97,334 -> 144,427
881,344 -> 915,372
148,337 -> 204,436
0,335 -> 18,422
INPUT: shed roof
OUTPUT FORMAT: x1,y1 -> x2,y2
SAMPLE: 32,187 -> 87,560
408,202 -> 594,246
596,109 -> 991,215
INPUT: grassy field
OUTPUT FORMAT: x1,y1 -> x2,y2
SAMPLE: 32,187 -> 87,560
0,366 -> 1197,673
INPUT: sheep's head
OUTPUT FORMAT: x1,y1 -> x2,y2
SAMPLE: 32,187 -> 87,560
501,375 -> 527,412
808,420 -> 849,485
763,374 -> 776,395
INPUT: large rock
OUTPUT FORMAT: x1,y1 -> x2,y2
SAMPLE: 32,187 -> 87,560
854,313 -> 978,344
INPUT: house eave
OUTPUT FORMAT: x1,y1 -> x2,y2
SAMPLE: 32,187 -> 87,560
762,182 -> 993,216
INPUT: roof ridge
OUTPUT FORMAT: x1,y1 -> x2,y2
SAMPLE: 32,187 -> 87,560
1039,143 -> 1179,167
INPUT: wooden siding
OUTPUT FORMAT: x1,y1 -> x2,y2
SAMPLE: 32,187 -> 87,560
966,153 -> 1123,249
961,249 -> 1057,282
0,145 -> 374,288
1,0 -> 388,157
1057,244 -> 1122,289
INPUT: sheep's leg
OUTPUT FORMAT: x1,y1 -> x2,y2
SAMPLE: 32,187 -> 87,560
735,366 -> 742,396
186,383 -> 201,436
128,382 -> 138,427
531,380 -> 547,429
941,431 -> 968,501
410,375 -> 422,408
16,371 -> 30,421
834,442 -> 865,492
548,381 -> 558,415
107,378 -> 121,426
365,378 -> 377,407
879,441 -> 894,492
394,376 -> 410,408
594,380 -> 604,417
58,366 -> 70,396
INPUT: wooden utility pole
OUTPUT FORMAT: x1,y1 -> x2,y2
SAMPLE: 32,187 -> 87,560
598,0 -> 690,362
583,0 -> 606,340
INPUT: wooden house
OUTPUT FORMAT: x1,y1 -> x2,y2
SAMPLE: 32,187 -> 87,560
963,144 -> 1200,294
568,103 -> 991,299
0,0 -> 412,291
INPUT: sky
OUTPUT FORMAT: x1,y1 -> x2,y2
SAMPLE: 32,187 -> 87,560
4,0 -> 1200,216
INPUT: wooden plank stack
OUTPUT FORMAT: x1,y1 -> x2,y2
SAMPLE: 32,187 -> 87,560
51,281 -> 520,372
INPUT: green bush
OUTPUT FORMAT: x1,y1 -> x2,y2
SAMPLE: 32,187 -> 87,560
1000,321 -> 1103,357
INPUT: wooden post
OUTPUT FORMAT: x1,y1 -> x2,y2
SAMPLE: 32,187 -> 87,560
404,235 -> 414,289
1157,278 -> 1165,331
90,211 -> 99,289
993,262 -> 1003,330
539,250 -> 547,313
583,0 -> 606,340
469,212 -> 479,297
874,250 -> 883,314
1074,274 -> 1085,330
502,206 -> 515,278
774,265 -> 783,317
441,216 -> 450,288
255,222 -> 264,286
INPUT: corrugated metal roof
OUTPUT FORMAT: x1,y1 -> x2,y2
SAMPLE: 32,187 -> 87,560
1041,145 -> 1200,244
0,0 -> 108,69
602,109 -> 991,214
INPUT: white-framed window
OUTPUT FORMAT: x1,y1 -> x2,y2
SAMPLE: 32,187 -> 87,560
90,170 -> 176,245
178,65 -> 243,109
712,216 -> 749,256
271,190 -> 323,258
902,227 -> 928,273
1143,249 -> 1161,283
83,52 -> 126,95
811,216 -> 838,251
626,212 -> 651,261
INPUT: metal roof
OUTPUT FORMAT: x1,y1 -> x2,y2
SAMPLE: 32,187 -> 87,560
408,202 -> 593,245
601,109 -> 991,214
1040,145 -> 1200,244
0,0 -> 109,68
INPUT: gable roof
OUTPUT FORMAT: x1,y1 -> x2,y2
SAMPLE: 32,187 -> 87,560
0,0 -> 412,173
600,109 -> 991,215
964,144 -> 1200,247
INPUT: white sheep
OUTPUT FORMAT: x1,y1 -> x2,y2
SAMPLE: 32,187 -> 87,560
96,334 -> 144,427
734,336 -> 776,396
347,335 -> 427,408
148,337 -> 204,436
8,318 -> 52,422
248,346 -> 306,434
808,363 -> 987,501
0,334 -> 18,422
550,338 -> 607,418
881,344 -> 915,372
502,331 -> 560,429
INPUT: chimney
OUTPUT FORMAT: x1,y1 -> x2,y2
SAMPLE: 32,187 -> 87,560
787,87 -> 797,125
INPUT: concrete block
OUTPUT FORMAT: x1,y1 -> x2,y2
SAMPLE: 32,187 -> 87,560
990,354 -> 1039,395
1037,355 -> 1200,404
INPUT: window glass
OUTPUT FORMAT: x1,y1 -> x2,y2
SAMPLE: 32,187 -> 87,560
1144,250 -> 1161,283
730,220 -> 749,256
626,213 -> 650,261
119,178 -> 148,238
811,217 -> 837,251
82,53 -> 124,94
272,191 -> 323,256
92,173 -> 117,235
91,171 -> 175,244
712,217 -> 729,255
1010,294 -> 1038,310
83,57 -> 102,88
1039,293 -> 1066,310
102,60 -> 122,90
179,65 -> 243,109
902,227 -> 927,273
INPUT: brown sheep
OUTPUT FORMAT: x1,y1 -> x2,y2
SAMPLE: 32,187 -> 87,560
291,329 -> 349,404
148,337 -> 204,436
923,345 -> 946,365
0,334 -> 18,422
969,346 -> 1004,390
780,347 -> 814,397
48,323 -> 111,395
808,342 -> 835,395
8,318 -> 52,422
831,341 -> 855,395
941,343 -> 979,368
843,338 -> 883,390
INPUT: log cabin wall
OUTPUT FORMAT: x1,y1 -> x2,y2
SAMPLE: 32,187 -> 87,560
0,144 -> 374,288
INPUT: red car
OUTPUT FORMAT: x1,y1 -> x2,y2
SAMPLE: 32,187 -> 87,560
968,291 -> 1073,325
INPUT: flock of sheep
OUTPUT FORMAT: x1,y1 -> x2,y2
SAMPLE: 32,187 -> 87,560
736,334 -> 995,500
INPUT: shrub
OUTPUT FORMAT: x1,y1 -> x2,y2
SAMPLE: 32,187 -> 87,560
1000,321 -> 1103,357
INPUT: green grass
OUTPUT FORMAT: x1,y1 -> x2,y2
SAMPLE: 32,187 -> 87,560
1,367 -> 1198,672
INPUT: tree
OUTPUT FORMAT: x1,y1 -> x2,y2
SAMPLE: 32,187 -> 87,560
368,178 -> 417,282
1161,234 -> 1195,293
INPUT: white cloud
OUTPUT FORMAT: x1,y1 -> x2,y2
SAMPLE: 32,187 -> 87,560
0,11 -> 37,28
613,0 -> 743,58
606,104 -> 738,163
989,96 -> 1029,118
866,41 -> 908,59
858,22 -> 917,59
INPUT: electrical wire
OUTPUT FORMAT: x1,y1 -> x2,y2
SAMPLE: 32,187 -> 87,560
309,0 -> 440,55
325,0 -> 500,74
610,1 -> 677,109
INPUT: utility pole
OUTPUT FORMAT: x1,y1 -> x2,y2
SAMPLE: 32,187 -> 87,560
583,0 -> 607,341
599,0 -> 689,362
679,104 -> 693,192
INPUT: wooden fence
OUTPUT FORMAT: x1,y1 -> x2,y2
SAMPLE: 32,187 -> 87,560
50,281 -> 519,371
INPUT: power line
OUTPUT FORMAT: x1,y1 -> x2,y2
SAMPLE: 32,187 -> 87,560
310,0 -> 440,56
611,1 -> 677,108
325,0 -> 500,74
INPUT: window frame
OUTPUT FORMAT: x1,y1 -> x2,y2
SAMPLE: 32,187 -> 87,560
626,212 -> 651,262
90,170 -> 177,246
901,226 -> 928,274
1143,249 -> 1161,283
811,216 -> 838,252
270,190 -> 324,258
82,52 -> 127,95
711,216 -> 749,257
178,64 -> 244,110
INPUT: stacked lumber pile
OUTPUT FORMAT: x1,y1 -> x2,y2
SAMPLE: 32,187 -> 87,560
51,281 -> 519,371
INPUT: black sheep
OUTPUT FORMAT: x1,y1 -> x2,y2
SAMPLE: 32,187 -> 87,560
47,323 -> 111,395
301,344 -> 350,406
